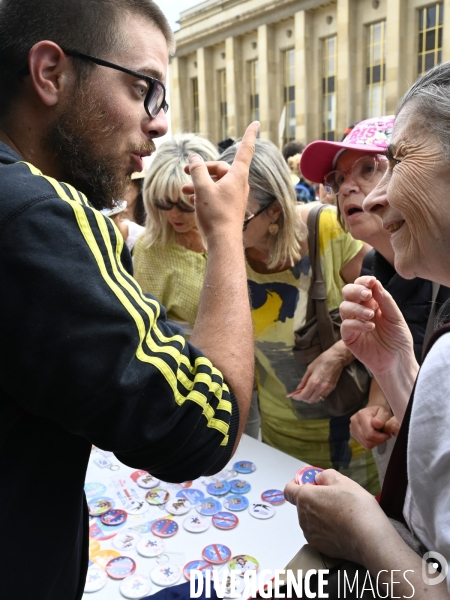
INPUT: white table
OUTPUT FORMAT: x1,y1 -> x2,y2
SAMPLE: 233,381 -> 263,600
83,434 -> 308,598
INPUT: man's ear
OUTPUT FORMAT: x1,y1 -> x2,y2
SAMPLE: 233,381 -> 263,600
27,41 -> 74,107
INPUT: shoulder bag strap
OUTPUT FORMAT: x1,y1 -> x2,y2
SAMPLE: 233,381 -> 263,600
306,205 -> 336,352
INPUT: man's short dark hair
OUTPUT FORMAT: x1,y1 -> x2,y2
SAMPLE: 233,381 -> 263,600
282,140 -> 305,162
0,0 -> 175,116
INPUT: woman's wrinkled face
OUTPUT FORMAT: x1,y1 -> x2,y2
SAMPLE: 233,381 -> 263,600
336,150 -> 387,244
363,102 -> 450,283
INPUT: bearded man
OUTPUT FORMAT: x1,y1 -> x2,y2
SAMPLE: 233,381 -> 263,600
0,1 -> 257,598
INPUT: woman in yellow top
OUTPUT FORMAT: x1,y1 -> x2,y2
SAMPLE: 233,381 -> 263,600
220,139 -> 378,492
133,134 -> 218,334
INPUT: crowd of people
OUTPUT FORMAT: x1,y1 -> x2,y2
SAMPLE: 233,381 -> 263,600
2,0 -> 450,598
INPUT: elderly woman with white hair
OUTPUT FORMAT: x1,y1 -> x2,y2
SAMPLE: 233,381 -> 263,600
285,60 -> 450,598
133,134 -> 218,333
220,139 -> 377,492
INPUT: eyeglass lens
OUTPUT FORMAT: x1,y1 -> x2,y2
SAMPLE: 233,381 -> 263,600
154,200 -> 195,213
325,156 -> 386,194
147,81 -> 166,118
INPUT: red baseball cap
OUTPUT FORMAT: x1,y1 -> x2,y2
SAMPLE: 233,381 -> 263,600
300,115 -> 395,184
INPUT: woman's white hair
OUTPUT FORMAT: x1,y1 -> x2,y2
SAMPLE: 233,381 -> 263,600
220,139 -> 306,269
141,133 -> 218,248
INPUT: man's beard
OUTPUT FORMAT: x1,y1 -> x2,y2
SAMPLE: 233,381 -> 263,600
43,85 -> 155,210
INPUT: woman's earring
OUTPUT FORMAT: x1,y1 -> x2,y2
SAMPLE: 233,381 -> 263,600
268,222 -> 279,236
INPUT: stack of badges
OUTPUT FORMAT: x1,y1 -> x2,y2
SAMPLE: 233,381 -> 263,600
120,574 -> 152,598
196,497 -> 222,516
151,518 -> 179,538
261,489 -> 285,505
212,512 -> 239,530
84,566 -> 107,593
136,536 -> 165,558
150,564 -> 181,587
206,481 -> 231,496
295,466 -> 323,485
202,543 -> 232,564
229,480 -> 251,494
105,556 -> 136,580
223,495 -> 248,512
183,560 -> 214,580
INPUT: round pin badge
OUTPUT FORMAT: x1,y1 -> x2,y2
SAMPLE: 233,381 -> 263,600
196,497 -> 222,516
295,466 -> 324,485
136,536 -> 165,558
123,499 -> 149,516
218,571 -> 246,598
165,497 -> 191,515
176,488 -> 205,506
106,556 -> 137,580
223,495 -> 249,512
88,498 -> 113,517
84,566 -> 108,592
136,474 -> 160,489
151,518 -> 179,538
150,563 -> 181,587
261,489 -> 285,505
229,555 -> 259,577
85,482 -> 107,499
202,543 -> 232,564
183,560 -> 215,581
89,521 -> 117,542
112,530 -> 142,552
229,480 -> 251,494
92,549 -> 122,570
212,511 -> 239,531
145,488 -> 170,506
119,574 -> 152,598
101,509 -> 128,526
206,481 -> 231,496
249,502 -> 275,519
183,514 -> 210,533
129,469 -> 150,483
233,461 -> 256,474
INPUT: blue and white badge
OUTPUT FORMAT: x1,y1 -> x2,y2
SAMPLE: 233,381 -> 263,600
84,566 -> 107,592
248,502 -> 275,520
120,574 -> 152,599
233,461 -> 256,474
202,543 -> 232,564
137,536 -> 165,558
150,564 -> 181,587
85,482 -> 107,499
212,511 -> 239,530
196,497 -> 222,516
184,560 -> 214,581
112,529 -> 141,551
295,466 -> 323,486
151,518 -> 179,538
229,479 -> 251,494
223,495 -> 249,512
183,514 -> 210,533
176,488 -> 204,506
101,508 -> 128,526
206,481 -> 231,496
261,489 -> 285,505
105,556 -> 136,580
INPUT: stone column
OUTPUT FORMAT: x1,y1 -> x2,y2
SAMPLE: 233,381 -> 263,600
385,0 -> 408,114
258,23 -> 277,141
294,9 -> 311,144
442,0 -> 450,61
168,56 -> 188,135
336,0 -> 356,137
197,46 -> 216,142
225,36 -> 244,139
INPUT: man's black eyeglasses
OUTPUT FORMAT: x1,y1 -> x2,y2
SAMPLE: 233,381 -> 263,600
243,199 -> 276,232
63,49 -> 168,118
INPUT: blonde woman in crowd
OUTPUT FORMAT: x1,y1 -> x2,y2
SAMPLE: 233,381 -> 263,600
133,134 -> 218,334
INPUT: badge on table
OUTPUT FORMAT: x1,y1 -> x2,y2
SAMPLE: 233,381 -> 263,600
212,511 -> 239,530
89,521 -> 118,542
220,570 -> 246,598
202,543 -> 232,564
261,489 -> 285,505
151,518 -> 179,538
196,497 -> 222,516
123,499 -> 149,516
92,549 -> 121,570
137,536 -> 165,557
112,530 -> 141,551
100,508 -> 127,526
120,574 -> 152,598
233,461 -> 256,474
229,479 -> 251,494
183,514 -> 210,533
176,488 -> 204,506
223,495 -> 248,512
88,498 -> 113,517
183,560 -> 215,581
295,466 -> 324,485
136,474 -> 160,489
85,482 -> 107,499
229,555 -> 259,577
206,481 -> 231,496
105,556 -> 137,580
165,497 -> 191,515
150,564 -> 181,587
249,503 -> 275,519
145,488 -> 170,505
84,566 -> 107,592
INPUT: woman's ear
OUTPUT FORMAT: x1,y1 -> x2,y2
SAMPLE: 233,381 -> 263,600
267,200 -> 282,221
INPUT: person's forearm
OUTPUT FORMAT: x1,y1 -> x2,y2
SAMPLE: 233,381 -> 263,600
374,353 -> 419,424
190,233 -> 254,449
332,339 -> 355,367
367,376 -> 391,409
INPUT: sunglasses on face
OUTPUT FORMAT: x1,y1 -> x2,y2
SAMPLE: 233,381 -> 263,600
61,49 -> 168,118
154,199 -> 195,213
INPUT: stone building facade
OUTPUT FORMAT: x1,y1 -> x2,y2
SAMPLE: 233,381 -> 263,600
170,0 -> 450,146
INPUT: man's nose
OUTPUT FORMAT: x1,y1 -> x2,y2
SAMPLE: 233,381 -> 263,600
144,108 -> 168,139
